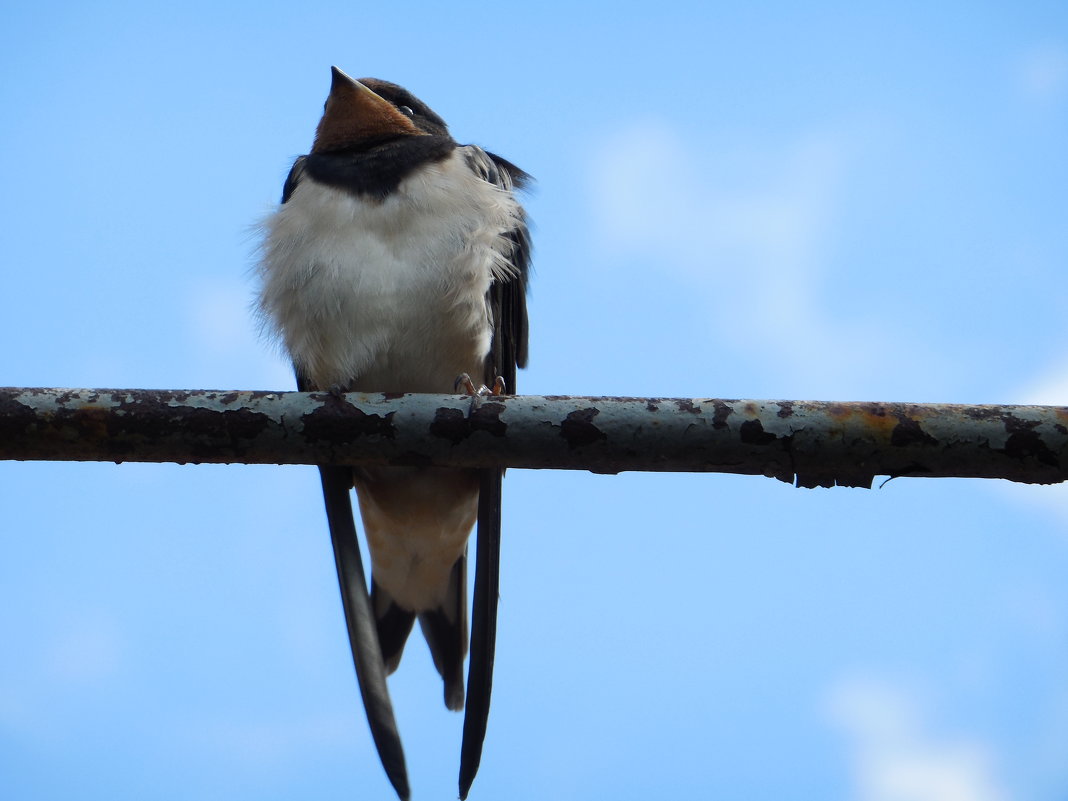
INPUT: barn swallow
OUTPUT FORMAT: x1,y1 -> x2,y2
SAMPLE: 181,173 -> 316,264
256,67 -> 530,800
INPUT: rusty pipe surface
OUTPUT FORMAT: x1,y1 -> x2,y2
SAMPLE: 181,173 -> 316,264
1,388 -> 1065,488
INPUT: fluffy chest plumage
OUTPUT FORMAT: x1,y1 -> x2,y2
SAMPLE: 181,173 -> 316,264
258,149 -> 520,391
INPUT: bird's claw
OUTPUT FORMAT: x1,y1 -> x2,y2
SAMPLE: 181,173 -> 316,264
454,373 -> 482,396
455,373 -> 508,414
453,373 -> 507,397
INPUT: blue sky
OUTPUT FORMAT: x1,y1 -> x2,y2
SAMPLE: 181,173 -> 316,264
2,2 -> 1067,800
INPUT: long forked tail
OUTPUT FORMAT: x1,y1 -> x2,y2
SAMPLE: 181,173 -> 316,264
459,467 -> 503,799
319,465 -> 410,801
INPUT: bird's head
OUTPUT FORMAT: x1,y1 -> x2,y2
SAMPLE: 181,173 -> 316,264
312,67 -> 450,153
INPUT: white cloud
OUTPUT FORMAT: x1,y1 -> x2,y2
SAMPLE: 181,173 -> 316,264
826,677 -> 1011,801
1017,44 -> 1068,104
1017,359 -> 1068,407
587,118 -> 883,391
589,120 -> 844,283
188,277 -> 262,358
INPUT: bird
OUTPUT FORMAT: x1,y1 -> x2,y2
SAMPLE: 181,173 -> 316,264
256,67 -> 531,800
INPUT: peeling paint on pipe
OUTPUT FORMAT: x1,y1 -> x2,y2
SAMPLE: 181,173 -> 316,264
1,388 -> 1065,487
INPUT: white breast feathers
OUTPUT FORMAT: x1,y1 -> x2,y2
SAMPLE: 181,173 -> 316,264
257,148 -> 523,392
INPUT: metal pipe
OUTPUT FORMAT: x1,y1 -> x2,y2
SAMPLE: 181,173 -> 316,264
1,387 -> 1065,488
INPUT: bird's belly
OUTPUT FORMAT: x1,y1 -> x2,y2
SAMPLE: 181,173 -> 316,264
355,465 -> 479,611
344,292 -> 489,394
294,249 -> 492,391
260,175 -> 501,391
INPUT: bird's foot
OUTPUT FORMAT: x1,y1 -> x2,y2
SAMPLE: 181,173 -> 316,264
454,373 -> 486,397
455,373 -> 506,414
453,373 -> 507,397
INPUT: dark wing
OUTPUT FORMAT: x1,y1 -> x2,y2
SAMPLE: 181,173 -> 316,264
281,156 -> 307,203
288,156 -> 409,801
471,148 -> 531,390
458,146 -> 532,800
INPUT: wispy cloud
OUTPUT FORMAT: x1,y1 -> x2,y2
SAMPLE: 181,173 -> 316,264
826,676 -> 1011,801
1018,359 -> 1068,407
186,277 -> 293,388
586,118 -> 886,392
1017,44 -> 1068,104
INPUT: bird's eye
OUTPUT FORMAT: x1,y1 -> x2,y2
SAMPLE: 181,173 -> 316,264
398,105 -> 415,117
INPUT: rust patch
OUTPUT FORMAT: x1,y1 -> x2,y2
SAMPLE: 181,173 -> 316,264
560,408 -> 607,449
962,406 -> 1003,422
827,402 -> 856,421
71,406 -> 111,441
429,402 -> 507,444
777,401 -> 795,418
118,394 -> 275,460
470,402 -> 508,437
739,418 -> 778,445
1003,417 -> 1059,467
711,400 -> 732,429
675,399 -> 702,414
429,407 -> 470,445
846,405 -> 899,441
889,416 -> 938,448
302,395 -> 395,444
0,391 -> 39,442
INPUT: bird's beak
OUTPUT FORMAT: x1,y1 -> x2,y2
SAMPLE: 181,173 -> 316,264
329,66 -> 367,97
313,66 -> 421,153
